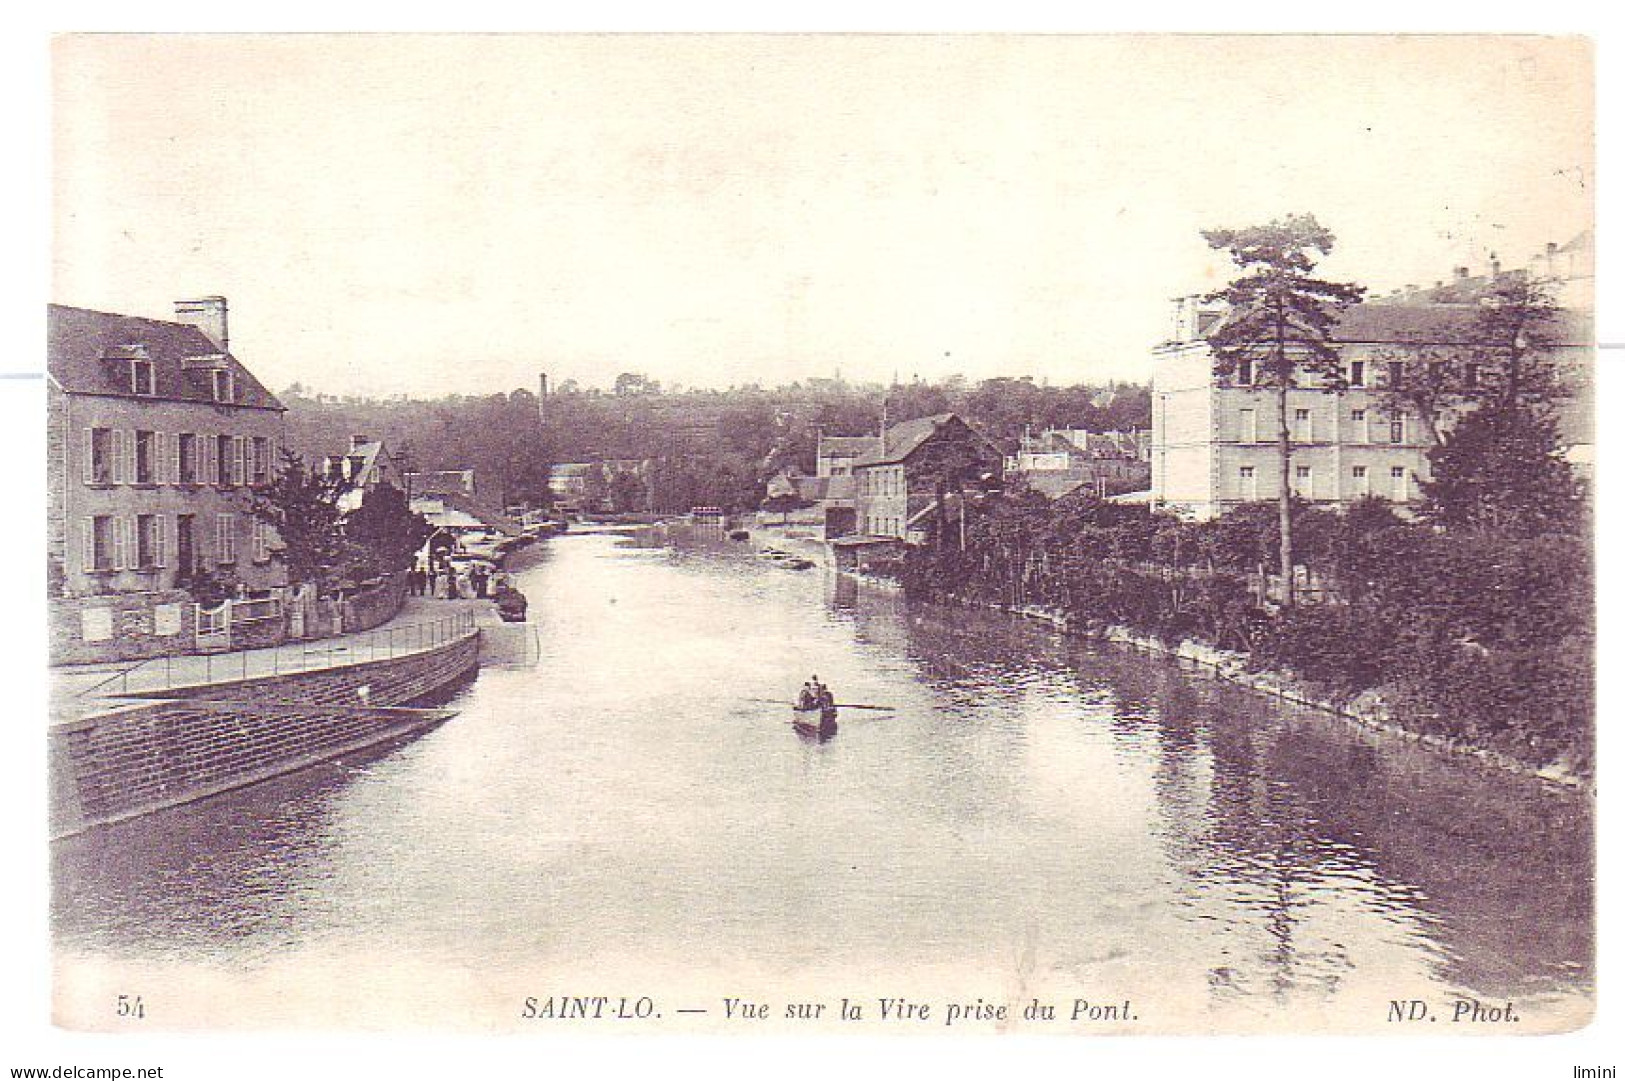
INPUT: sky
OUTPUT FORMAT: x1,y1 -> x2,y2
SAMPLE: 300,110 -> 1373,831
51,35 -> 1593,398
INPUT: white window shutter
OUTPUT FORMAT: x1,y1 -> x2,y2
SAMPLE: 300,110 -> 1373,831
234,436 -> 247,485
111,517 -> 127,571
154,516 -> 167,568
81,519 -> 95,572
121,429 -> 135,484
82,429 -> 95,484
204,435 -> 218,485
172,432 -> 183,484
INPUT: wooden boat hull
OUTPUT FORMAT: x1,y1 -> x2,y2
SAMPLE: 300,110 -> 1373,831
791,704 -> 838,734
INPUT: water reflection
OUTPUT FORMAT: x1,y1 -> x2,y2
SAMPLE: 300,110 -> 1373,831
52,531 -> 1591,1029
876,592 -> 1592,1006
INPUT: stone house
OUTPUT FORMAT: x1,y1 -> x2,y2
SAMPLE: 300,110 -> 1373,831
1149,246 -> 1593,521
850,413 -> 1001,542
48,297 -> 288,662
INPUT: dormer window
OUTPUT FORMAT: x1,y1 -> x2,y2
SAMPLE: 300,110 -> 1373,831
130,358 -> 155,395
211,368 -> 235,403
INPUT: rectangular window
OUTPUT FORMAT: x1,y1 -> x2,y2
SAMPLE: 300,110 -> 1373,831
176,514 -> 196,575
130,358 -> 155,395
86,427 -> 114,485
134,430 -> 156,484
1390,416 -> 1406,444
111,516 -> 130,571
1237,358 -> 1254,386
178,433 -> 198,484
1349,359 -> 1365,387
216,513 -> 237,564
1386,361 -> 1405,388
1294,407 -> 1313,443
1294,463 -> 1312,494
82,516 -> 114,572
211,368 -> 235,403
1391,465 -> 1409,500
252,519 -> 272,562
1238,408 -> 1256,443
252,437 -> 271,485
231,436 -> 247,486
1239,464 -> 1258,500
217,435 -> 234,487
1352,464 -> 1369,496
136,514 -> 163,569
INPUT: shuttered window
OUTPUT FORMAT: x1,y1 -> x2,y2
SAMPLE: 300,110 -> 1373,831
110,516 -> 131,570
216,513 -> 237,564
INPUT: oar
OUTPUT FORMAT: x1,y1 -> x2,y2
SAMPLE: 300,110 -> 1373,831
832,703 -> 895,711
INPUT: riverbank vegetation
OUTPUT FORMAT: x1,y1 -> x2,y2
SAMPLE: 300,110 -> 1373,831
905,264 -> 1592,777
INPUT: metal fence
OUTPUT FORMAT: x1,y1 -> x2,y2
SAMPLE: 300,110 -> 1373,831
81,610 -> 480,699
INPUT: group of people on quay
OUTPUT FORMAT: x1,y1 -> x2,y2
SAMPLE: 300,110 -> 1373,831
404,548 -> 529,623
406,555 -> 495,600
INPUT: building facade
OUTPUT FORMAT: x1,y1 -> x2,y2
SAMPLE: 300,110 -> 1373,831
1004,428 -> 1151,500
48,299 -> 287,598
850,413 -> 1000,542
1150,243 -> 1593,520
324,436 -> 401,514
814,433 -> 878,537
48,298 -> 288,661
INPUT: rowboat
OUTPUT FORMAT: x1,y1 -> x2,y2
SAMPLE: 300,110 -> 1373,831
791,703 -> 838,735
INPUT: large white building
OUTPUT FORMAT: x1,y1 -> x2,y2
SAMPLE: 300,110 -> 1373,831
1149,241 -> 1593,520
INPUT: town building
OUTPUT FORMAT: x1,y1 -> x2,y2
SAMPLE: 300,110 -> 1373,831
323,435 -> 402,514
546,463 -> 592,514
1004,428 -> 1151,500
849,413 -> 1001,543
406,469 -> 477,500
1149,239 -> 1593,520
813,433 -> 879,538
48,297 -> 287,662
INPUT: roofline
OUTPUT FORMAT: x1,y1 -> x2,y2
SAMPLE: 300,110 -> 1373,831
50,387 -> 287,412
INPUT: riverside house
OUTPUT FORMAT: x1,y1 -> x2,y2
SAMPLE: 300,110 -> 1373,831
849,413 -> 1001,543
47,297 -> 287,663
1149,240 -> 1593,520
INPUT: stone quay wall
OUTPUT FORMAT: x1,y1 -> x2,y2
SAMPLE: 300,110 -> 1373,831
50,631 -> 480,838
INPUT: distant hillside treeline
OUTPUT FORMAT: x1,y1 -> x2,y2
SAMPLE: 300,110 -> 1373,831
279,375 -> 1151,512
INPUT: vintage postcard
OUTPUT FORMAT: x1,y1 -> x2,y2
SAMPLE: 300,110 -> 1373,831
37,31 -> 1599,1065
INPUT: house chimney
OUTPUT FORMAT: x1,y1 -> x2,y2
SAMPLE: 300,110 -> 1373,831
350,434 -> 370,451
174,296 -> 228,351
1489,252 -> 1501,279
1455,266 -> 1470,281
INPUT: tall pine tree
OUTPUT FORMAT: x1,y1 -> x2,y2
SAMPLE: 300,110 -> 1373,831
1202,214 -> 1365,606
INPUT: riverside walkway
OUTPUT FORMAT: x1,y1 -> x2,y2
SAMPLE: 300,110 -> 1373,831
50,596 -> 496,723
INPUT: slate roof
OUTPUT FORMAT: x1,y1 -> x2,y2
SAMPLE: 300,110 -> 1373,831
853,413 -> 995,468
819,435 -> 880,458
47,303 -> 283,410
1328,303 -> 1591,347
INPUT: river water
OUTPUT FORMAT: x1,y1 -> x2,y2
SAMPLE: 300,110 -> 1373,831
51,531 -> 1593,1033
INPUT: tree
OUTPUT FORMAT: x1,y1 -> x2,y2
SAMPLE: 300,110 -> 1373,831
245,451 -> 348,590
345,481 -> 433,578
1420,403 -> 1586,537
608,469 -> 648,514
1203,214 -> 1366,606
1377,278 -> 1570,444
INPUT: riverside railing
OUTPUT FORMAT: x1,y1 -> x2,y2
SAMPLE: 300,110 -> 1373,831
79,610 -> 480,699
